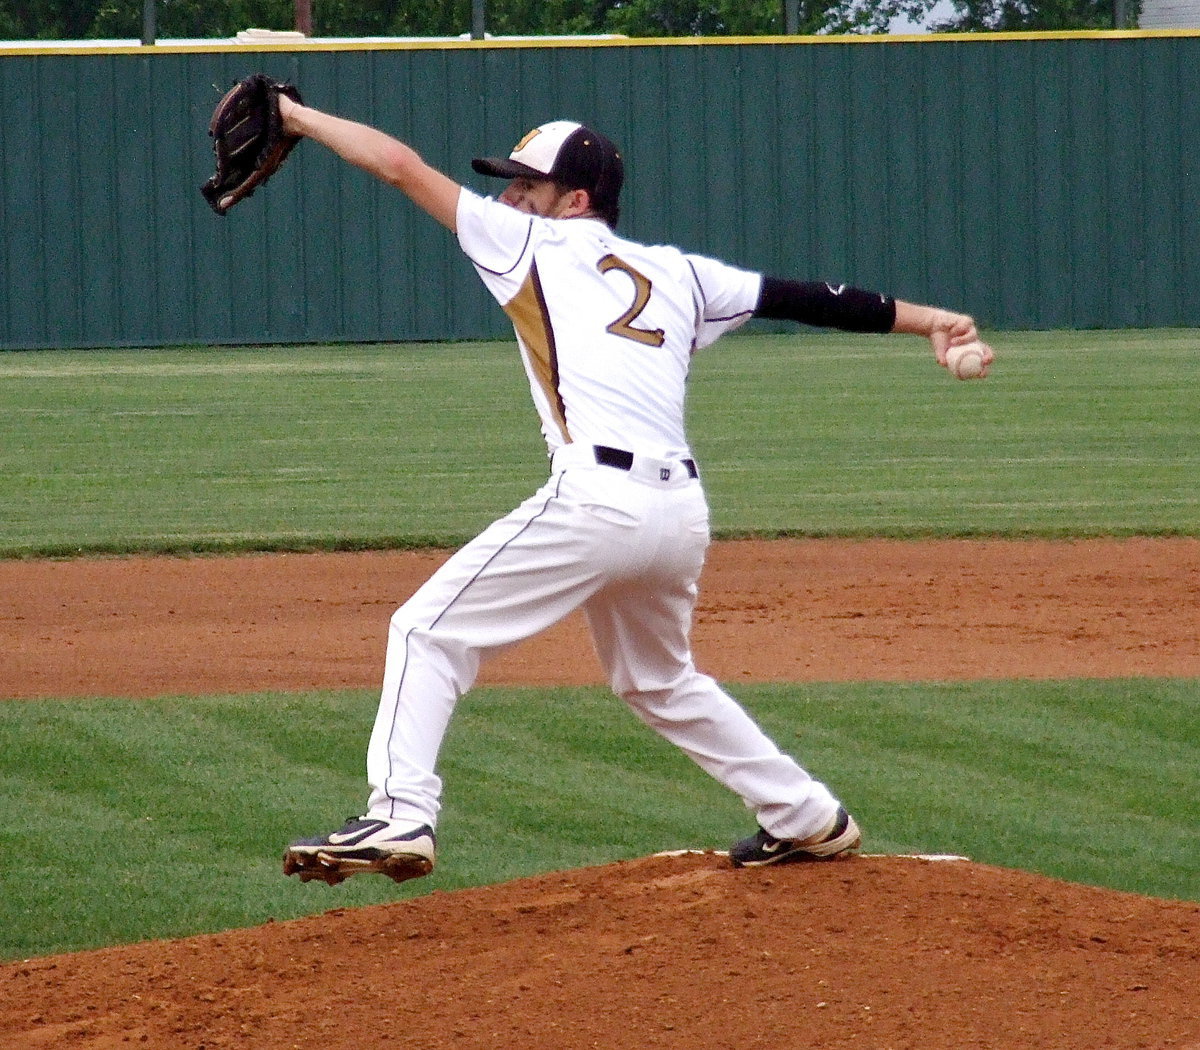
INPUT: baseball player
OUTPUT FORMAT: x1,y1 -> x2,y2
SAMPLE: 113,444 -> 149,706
278,99 -> 993,886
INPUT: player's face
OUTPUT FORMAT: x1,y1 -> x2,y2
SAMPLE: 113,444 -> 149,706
499,177 -> 572,218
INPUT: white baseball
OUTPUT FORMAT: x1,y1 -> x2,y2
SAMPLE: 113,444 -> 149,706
945,340 -> 987,380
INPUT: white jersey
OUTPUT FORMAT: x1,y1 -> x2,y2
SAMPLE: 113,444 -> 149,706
456,188 -> 762,457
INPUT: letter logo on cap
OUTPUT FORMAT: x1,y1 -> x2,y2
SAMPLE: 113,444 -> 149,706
512,128 -> 541,153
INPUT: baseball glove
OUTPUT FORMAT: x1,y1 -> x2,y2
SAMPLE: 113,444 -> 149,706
201,73 -> 303,216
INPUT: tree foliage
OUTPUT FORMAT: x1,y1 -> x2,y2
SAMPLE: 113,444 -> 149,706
601,0 -> 937,35
930,0 -> 1123,29
0,0 -> 1121,39
1,0 -> 294,39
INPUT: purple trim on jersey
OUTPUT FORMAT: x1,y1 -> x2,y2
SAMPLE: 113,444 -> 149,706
686,258 -> 755,325
706,308 -> 756,323
470,215 -> 535,278
686,260 -> 707,314
529,260 -> 569,435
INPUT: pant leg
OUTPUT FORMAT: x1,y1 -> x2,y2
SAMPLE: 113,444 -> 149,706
365,470 -> 643,826
583,487 -> 840,840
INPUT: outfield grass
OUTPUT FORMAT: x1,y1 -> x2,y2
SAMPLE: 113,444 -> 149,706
692,328 -> 1198,536
0,680 -> 1195,961
0,329 -> 1196,556
0,342 -> 544,556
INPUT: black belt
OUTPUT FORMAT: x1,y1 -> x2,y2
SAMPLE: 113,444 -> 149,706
593,445 -> 698,480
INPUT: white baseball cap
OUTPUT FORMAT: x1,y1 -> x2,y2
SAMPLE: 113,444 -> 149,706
472,119 -> 624,223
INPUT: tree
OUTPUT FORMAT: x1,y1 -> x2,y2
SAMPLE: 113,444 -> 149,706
309,0 -> 467,36
0,0 -> 1127,40
4,0 -> 107,38
601,0 -> 937,34
0,0 -> 294,38
929,0 -> 1126,30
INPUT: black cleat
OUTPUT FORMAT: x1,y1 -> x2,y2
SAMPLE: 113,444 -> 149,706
283,816 -> 436,885
730,806 -> 862,867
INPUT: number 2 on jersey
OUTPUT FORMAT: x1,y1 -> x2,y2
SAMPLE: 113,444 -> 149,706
597,254 -> 666,348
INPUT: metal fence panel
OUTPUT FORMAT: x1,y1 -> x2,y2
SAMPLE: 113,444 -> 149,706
2,33 -> 1198,349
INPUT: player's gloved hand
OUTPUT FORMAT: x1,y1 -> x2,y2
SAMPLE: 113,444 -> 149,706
201,73 -> 304,215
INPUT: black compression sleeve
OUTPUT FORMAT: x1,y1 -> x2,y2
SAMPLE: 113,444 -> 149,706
754,276 -> 897,333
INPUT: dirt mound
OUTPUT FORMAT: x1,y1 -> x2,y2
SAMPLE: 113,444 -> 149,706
4,852 -> 1197,1050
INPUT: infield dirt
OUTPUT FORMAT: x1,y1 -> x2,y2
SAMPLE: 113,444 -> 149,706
1,538 -> 1197,1049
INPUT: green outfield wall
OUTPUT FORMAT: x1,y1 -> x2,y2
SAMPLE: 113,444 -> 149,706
1,32 -> 1197,349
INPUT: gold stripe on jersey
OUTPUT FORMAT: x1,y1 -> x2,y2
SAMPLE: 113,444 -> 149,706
502,261 -> 570,443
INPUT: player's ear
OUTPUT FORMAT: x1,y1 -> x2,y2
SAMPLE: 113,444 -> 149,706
556,187 -> 593,219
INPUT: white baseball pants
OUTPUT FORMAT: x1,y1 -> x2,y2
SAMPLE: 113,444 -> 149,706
365,443 -> 840,840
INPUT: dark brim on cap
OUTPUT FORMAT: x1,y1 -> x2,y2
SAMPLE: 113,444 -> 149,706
471,157 -> 547,180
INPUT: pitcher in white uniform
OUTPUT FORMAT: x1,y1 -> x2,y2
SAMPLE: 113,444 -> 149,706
276,102 -> 993,886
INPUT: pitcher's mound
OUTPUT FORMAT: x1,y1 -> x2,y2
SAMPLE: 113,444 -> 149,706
5,852 -> 1197,1049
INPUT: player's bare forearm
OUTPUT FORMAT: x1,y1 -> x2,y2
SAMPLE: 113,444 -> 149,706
279,97 -> 460,230
892,301 -> 976,342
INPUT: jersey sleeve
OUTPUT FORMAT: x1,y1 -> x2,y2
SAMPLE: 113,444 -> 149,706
455,188 -> 536,282
685,253 -> 764,350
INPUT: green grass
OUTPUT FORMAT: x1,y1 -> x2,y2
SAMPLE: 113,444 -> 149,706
1,680 -> 1195,961
690,328 -> 1198,536
0,342 -> 546,556
0,329 -> 1196,556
